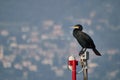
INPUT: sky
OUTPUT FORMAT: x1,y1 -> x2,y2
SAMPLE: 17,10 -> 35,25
0,0 -> 120,80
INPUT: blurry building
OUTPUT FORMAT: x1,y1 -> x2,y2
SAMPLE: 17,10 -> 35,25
0,45 -> 4,60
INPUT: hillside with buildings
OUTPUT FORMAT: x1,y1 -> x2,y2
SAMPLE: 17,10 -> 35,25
0,0 -> 120,80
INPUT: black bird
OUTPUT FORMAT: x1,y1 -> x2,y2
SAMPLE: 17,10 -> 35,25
73,24 -> 101,56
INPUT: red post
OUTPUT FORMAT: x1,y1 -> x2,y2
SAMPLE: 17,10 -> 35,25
68,56 -> 78,80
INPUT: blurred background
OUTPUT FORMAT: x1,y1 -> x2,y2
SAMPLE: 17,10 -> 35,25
0,0 -> 120,80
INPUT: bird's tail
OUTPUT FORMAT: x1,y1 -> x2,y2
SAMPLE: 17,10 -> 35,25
93,48 -> 101,56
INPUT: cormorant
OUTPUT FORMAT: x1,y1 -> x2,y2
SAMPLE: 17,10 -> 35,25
73,24 -> 101,56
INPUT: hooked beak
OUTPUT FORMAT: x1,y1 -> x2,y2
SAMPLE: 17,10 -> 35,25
71,26 -> 79,29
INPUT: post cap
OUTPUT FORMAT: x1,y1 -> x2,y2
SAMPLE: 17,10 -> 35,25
68,56 -> 75,60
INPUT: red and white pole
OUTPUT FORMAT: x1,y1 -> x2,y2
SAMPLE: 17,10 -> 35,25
68,56 -> 78,80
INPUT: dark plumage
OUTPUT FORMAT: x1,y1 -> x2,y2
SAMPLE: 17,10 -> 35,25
73,24 -> 101,56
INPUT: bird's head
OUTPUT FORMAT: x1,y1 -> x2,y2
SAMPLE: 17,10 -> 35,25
73,24 -> 83,31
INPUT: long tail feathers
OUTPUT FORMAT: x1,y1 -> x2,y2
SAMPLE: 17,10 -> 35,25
93,48 -> 101,56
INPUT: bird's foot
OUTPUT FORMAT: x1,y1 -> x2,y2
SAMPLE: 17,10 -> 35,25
79,48 -> 86,56
79,50 -> 84,56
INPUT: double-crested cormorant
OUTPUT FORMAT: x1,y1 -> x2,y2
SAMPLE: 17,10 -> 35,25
73,24 -> 101,56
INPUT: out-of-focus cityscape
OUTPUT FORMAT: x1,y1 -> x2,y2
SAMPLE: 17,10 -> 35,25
0,21 -> 73,80
0,0 -> 120,80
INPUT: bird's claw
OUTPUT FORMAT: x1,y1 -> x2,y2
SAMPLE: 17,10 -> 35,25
79,50 -> 84,56
79,48 -> 87,56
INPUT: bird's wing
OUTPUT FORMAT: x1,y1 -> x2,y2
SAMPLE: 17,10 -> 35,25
78,31 -> 95,48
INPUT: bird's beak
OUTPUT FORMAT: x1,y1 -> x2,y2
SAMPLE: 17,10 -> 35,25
71,26 -> 79,29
